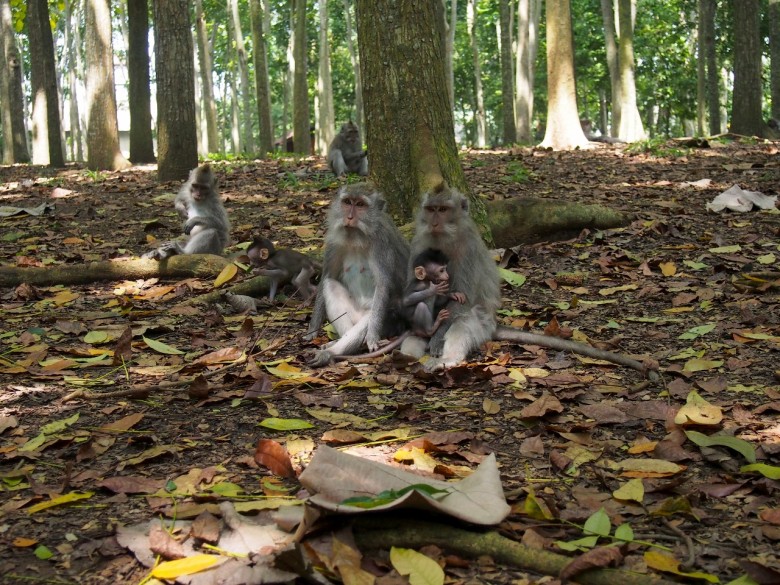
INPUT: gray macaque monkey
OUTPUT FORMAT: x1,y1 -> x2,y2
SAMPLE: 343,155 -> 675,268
306,183 -> 409,366
327,121 -> 368,177
403,248 -> 466,337
247,236 -> 319,303
144,164 -> 230,260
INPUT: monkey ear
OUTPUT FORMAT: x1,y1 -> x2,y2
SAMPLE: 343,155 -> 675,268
373,192 -> 387,211
259,248 -> 269,260
414,266 -> 426,280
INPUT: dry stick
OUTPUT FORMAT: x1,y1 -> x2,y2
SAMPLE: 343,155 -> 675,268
661,517 -> 696,572
352,519 -> 677,585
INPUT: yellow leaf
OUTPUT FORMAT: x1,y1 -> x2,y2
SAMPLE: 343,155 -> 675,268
12,537 -> 38,547
613,478 -> 645,503
152,555 -> 221,579
27,492 -> 94,514
390,547 -> 445,585
682,358 -> 723,372
644,551 -> 719,583
483,398 -> 501,414
619,459 -> 685,478
51,290 -> 80,305
674,389 -> 723,426
659,261 -> 677,276
214,263 -> 239,287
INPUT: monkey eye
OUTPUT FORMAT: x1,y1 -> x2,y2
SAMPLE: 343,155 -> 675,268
354,200 -> 367,207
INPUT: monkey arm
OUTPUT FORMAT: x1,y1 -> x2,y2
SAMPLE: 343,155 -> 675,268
253,267 -> 290,280
494,326 -> 659,381
404,284 -> 438,306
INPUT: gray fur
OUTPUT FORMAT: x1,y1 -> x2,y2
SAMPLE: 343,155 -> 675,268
327,121 -> 368,177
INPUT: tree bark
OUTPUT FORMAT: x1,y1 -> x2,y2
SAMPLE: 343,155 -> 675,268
317,0 -> 335,155
64,0 -> 84,161
251,0 -> 274,155
445,0 -> 457,111
0,0 -> 29,163
86,0 -> 131,170
293,0 -> 311,154
615,0 -> 644,141
515,0 -> 532,142
128,0 -> 156,163
153,0 -> 198,181
343,0 -> 364,130
698,0 -> 719,134
228,0 -> 254,153
194,0 -> 220,154
696,0 -> 706,136
468,0 -> 486,148
27,0 -> 65,166
355,0 -> 467,221
540,0 -> 589,150
771,0 -> 780,121
600,0 -> 619,137
731,0 -> 763,136
498,0 -> 516,144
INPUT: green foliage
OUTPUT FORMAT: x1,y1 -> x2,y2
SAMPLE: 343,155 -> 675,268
626,137 -> 690,158
503,160 -> 531,183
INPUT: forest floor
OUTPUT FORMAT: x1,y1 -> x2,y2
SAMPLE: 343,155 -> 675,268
0,139 -> 779,585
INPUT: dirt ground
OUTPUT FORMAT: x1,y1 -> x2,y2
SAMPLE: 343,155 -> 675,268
0,138 -> 779,585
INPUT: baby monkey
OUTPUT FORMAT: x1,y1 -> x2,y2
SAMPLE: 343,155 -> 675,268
247,236 -> 319,303
404,248 -> 466,337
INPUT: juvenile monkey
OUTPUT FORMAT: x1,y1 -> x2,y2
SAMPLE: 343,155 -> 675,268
246,236 -> 319,302
306,183 -> 409,366
404,248 -> 466,337
144,164 -> 230,260
406,184 -> 657,379
327,121 -> 368,177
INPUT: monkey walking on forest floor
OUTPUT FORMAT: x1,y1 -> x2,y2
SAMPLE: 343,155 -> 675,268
305,183 -> 409,366
403,183 -> 659,379
327,121 -> 368,177
246,236 -> 320,303
143,164 -> 230,261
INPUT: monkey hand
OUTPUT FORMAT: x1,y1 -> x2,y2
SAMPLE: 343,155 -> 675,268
365,331 -> 381,352
449,292 -> 467,304
308,349 -> 334,367
433,281 -> 450,295
436,309 -> 451,322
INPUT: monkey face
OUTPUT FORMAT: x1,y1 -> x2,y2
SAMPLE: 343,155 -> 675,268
423,204 -> 454,236
191,184 -> 209,201
429,263 -> 449,285
341,197 -> 369,229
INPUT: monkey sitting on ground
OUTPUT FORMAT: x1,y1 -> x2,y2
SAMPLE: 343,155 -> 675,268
327,121 -> 368,177
404,183 -> 658,379
246,236 -> 320,303
143,164 -> 230,260
306,183 -> 409,366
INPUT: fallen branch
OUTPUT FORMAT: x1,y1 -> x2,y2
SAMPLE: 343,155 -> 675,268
353,519 -> 677,585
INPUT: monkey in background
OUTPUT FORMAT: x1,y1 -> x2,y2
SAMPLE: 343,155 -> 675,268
327,121 -> 368,177
246,236 -> 319,303
306,183 -> 409,366
403,248 -> 465,337
143,164 -> 230,260
405,183 -> 658,378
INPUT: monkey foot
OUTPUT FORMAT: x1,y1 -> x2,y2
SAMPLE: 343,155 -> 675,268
308,350 -> 334,368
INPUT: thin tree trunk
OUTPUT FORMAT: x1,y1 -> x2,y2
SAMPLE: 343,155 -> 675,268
343,0 -> 364,130
317,0 -> 335,155
128,0 -> 156,162
468,0 -> 486,147
771,0 -> 780,120
64,0 -> 83,161
0,0 -> 29,162
515,0 -> 533,142
731,0 -> 763,136
615,0 -> 644,141
226,20 -> 241,154
498,0 -> 516,144
696,0 -> 706,136
86,0 -> 130,170
228,0 -> 254,153
153,0 -> 197,180
600,0 -> 619,136
293,0 -> 310,154
251,0 -> 273,155
194,0 -> 219,154
28,0 -> 65,166
444,0 -> 457,110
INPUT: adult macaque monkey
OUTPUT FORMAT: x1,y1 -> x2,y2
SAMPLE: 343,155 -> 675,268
407,184 -> 658,379
306,183 -> 409,366
144,164 -> 230,260
404,248 -> 466,337
327,121 -> 368,177
246,236 -> 319,302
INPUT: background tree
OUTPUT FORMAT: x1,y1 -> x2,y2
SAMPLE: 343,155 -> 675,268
316,0 -> 335,155
515,0 -> 539,143
153,0 -> 197,180
27,0 -> 64,166
63,0 -> 84,161
730,0 -> 762,136
228,0 -> 254,153
498,0 -> 516,144
251,0 -> 274,155
540,0 -> 588,149
127,0 -> 155,163
0,0 -> 29,163
614,0 -> 645,141
85,0 -> 130,170
356,0 -> 465,220
194,0 -> 219,154
467,0 -> 486,148
292,0 -> 310,154
771,0 -> 780,121
343,0 -> 364,130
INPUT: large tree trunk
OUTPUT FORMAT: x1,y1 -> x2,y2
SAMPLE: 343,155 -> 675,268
615,0 -> 644,141
539,0 -> 588,150
316,0 -> 335,155
251,0 -> 274,156
0,0 -> 29,163
194,0 -> 219,154
468,0 -> 486,148
771,0 -> 780,121
292,0 -> 311,154
128,0 -> 156,163
27,0 -> 65,167
355,0 -> 466,221
731,0 -> 763,136
86,0 -> 130,170
153,0 -> 197,181
343,0 -> 364,130
498,0 -> 516,145
228,0 -> 254,154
